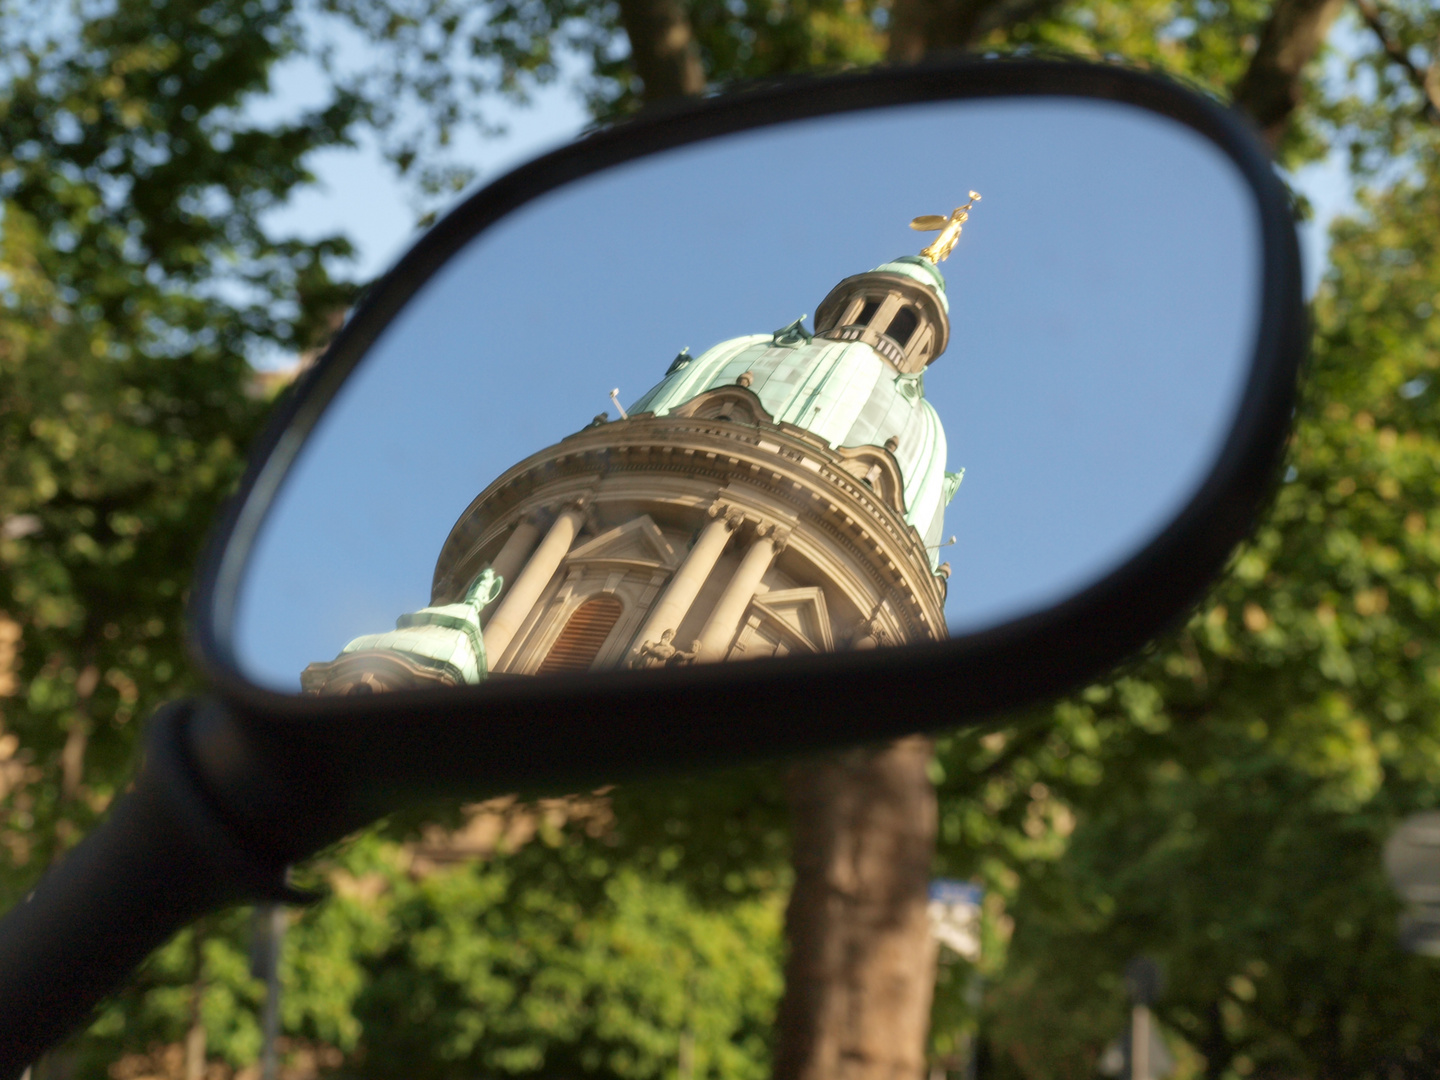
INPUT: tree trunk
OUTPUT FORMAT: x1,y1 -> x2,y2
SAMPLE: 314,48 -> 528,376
615,0 -> 706,103
1200,999 -> 1232,1080
889,0 -> 990,62
887,0 -> 1064,63
889,0 -> 1338,153
773,736 -> 939,1080
1230,0 -> 1347,147
185,928 -> 207,1080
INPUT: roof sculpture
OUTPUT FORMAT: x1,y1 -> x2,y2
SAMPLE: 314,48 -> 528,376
910,191 -> 982,264
302,569 -> 502,691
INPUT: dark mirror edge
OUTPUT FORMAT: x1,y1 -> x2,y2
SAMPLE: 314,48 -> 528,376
187,55 -> 1305,811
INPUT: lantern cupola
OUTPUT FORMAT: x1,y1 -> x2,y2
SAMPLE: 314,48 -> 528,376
812,255 -> 950,373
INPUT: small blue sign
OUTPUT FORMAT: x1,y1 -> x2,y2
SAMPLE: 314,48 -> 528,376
929,879 -> 984,906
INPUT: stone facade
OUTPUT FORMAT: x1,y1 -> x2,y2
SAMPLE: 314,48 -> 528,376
431,388 -> 949,677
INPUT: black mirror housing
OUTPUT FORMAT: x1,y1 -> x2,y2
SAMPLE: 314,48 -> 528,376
191,58 -> 1302,816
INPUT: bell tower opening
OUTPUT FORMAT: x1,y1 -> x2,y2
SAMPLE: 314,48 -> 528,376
885,306 -> 919,347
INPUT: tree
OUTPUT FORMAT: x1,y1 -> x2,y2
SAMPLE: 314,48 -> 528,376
7,0 -> 1440,1075
72,809 -> 785,1080
0,0 -> 362,898
928,136 -> 1440,1078
0,0 -> 364,1071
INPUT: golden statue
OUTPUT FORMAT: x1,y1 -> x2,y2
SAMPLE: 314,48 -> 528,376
910,191 -> 981,263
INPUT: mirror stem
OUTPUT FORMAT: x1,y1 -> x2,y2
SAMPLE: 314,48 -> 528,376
0,699 -> 305,1077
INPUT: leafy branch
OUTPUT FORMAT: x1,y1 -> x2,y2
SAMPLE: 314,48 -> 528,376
1353,0 -> 1440,122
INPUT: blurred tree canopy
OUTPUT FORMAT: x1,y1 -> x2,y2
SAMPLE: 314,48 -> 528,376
0,0 -> 360,894
944,151 -> 1440,1080
2,0 -> 1440,1076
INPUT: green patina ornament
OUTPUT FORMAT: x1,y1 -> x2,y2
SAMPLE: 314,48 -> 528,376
772,316 -> 813,347
665,347 -> 693,375
943,468 -> 965,506
336,568 -> 503,686
894,371 -> 924,402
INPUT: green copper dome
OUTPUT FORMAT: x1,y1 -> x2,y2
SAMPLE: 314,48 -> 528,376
629,256 -> 961,560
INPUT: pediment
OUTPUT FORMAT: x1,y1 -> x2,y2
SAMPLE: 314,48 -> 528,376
671,386 -> 775,425
834,445 -> 905,514
565,515 -> 680,571
749,587 -> 833,653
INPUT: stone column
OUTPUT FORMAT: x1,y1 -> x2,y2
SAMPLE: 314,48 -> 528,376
631,505 -> 738,654
695,523 -> 786,662
483,515 -> 544,614
482,503 -> 587,664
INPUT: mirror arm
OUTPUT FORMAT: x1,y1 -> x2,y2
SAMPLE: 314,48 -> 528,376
182,696 -> 401,864
0,699 -> 307,1077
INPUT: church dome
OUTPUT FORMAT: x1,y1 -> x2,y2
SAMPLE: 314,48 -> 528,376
628,254 -> 960,555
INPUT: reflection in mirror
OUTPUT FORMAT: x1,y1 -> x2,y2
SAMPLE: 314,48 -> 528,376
234,97 -> 1261,695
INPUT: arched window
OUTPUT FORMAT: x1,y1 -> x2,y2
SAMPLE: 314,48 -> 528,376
537,596 -> 624,674
885,306 -> 919,347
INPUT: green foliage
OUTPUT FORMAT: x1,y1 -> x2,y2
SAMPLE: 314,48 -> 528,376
267,775 -> 790,1080
5,0 -> 1440,1076
599,765 -> 792,906
310,0 -> 888,200
349,837 -> 782,1079
939,157 -> 1440,1080
0,0 -> 362,897
77,911 -> 271,1072
73,827 -> 783,1080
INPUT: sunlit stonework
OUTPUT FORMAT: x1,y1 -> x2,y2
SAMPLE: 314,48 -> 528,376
303,228 -> 969,693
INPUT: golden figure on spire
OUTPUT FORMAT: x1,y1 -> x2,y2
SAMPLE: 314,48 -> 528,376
910,191 -> 982,263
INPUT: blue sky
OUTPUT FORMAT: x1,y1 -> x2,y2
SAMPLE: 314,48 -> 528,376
236,96 -> 1267,691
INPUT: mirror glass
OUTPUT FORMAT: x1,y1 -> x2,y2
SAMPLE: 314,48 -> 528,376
230,96 -> 1262,695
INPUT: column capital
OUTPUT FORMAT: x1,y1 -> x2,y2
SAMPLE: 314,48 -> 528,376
553,493 -> 596,532
706,500 -> 744,530
753,521 -> 792,553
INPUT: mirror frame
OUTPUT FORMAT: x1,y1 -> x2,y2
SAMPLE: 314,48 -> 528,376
187,56 -> 1303,843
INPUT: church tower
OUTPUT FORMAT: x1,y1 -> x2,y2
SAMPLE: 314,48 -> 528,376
303,210 -> 975,694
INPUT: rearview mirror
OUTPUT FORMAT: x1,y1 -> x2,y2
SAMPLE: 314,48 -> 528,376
194,59 -> 1302,772
0,60 -> 1308,1075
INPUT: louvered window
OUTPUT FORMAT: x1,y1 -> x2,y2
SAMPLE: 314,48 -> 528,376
537,596 -> 624,674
